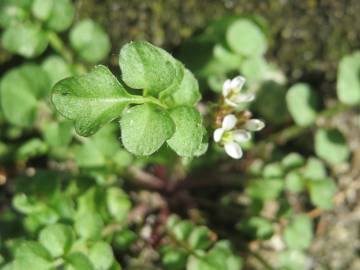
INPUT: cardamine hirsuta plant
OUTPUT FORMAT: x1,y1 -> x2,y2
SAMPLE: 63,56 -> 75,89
52,41 -> 264,159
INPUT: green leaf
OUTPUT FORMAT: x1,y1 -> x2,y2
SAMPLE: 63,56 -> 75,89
106,188 -> 131,223
285,172 -> 305,193
74,212 -> 104,240
188,227 -> 212,250
89,242 -> 114,270
172,220 -> 194,242
1,23 -> 48,58
284,215 -> 313,250
42,121 -> 73,148
240,56 -> 268,84
166,106 -> 205,157
262,162 -> 284,178
0,0 -> 32,28
303,157 -> 327,180
161,246 -> 187,270
253,81 -> 290,125
16,138 -> 48,160
308,178 -> 336,210
336,51 -> 360,105
237,216 -> 273,240
31,0 -> 53,21
39,224 -> 74,258
160,68 -> 201,106
113,230 -> 137,251
226,19 -> 267,57
187,241 -> 242,270
281,152 -> 305,171
70,19 -> 110,63
44,0 -> 74,32
120,103 -> 175,155
0,64 -> 50,127
246,178 -> 284,201
42,55 -> 73,87
286,83 -> 320,126
12,241 -> 52,270
65,252 -> 94,270
52,65 -> 137,136
119,41 -> 178,95
315,128 -> 350,164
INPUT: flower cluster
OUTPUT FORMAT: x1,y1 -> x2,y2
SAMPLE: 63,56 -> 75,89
213,76 -> 265,159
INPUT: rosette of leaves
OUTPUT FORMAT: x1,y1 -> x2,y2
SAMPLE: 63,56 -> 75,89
51,41 -> 206,157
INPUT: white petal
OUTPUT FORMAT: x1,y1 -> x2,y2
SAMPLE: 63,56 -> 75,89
232,92 -> 255,103
233,130 -> 251,143
230,76 -> 245,90
245,119 -> 265,131
222,114 -> 237,130
213,128 -> 225,143
224,142 -> 243,159
224,98 -> 239,107
222,79 -> 232,97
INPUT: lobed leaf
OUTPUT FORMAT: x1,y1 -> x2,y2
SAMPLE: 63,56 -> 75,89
120,103 -> 175,155
52,65 -> 138,137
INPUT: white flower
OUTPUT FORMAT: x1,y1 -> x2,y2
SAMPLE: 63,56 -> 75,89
213,114 -> 265,159
222,76 -> 255,107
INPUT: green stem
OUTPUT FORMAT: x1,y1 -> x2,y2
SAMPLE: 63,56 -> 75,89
132,96 -> 168,109
47,31 -> 73,63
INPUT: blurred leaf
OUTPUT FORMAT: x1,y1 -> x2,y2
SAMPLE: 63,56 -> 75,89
31,0 -> 53,21
119,40 -> 179,95
285,172 -> 305,193
166,106 -> 205,157
89,241 -> 114,270
42,121 -> 73,148
161,246 -> 187,270
240,56 -> 268,84
303,157 -> 327,180
188,226 -> 213,250
70,19 -> 110,63
0,64 -> 50,127
52,65 -> 137,136
252,81 -> 289,124
262,162 -> 284,178
336,51 -> 360,105
308,178 -> 336,210
65,252 -> 94,270
226,19 -> 267,57
247,178 -> 284,201
74,212 -> 104,240
172,220 -> 194,242
45,0 -> 74,32
187,241 -> 242,270
106,188 -> 131,223
39,224 -> 74,258
286,83 -> 320,126
16,138 -> 48,160
284,214 -> 313,250
12,241 -> 52,270
113,229 -> 137,251
315,128 -> 350,164
281,153 -> 305,171
120,103 -> 175,156
0,0 -> 32,28
2,23 -> 48,58
237,216 -> 273,240
42,55 -> 73,87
